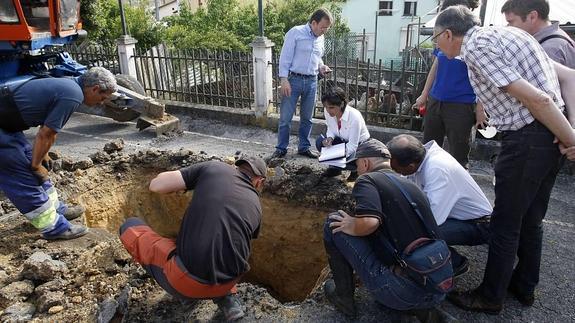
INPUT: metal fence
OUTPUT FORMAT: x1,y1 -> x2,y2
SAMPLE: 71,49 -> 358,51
62,44 -> 120,74
271,47 -> 431,131
132,46 -> 254,109
62,43 -> 431,131
324,31 -> 368,62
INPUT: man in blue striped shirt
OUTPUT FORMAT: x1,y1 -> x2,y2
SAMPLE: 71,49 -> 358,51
270,8 -> 333,160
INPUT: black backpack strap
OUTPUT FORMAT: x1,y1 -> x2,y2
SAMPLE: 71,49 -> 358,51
539,34 -> 575,47
362,174 -> 405,265
382,172 -> 439,239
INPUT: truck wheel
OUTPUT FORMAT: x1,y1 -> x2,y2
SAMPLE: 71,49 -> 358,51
115,74 -> 146,95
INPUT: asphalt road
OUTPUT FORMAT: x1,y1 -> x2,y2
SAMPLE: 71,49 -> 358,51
26,112 -> 575,323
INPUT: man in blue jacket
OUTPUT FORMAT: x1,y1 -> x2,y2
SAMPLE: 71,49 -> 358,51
0,67 -> 117,240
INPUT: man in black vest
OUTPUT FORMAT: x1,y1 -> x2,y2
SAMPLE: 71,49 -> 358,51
323,139 -> 454,322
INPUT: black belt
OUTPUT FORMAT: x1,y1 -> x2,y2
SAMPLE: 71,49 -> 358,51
289,71 -> 316,78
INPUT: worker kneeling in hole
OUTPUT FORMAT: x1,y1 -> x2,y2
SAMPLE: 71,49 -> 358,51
120,157 -> 266,321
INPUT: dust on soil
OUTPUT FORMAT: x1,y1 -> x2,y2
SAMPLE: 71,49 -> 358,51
0,148 -> 354,322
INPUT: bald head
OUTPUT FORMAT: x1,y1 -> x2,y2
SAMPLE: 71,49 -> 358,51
387,135 -> 426,175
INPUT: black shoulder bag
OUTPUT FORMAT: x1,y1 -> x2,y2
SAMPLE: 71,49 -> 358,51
364,172 -> 454,294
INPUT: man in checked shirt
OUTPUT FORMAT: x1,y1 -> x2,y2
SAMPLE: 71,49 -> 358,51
431,5 -> 575,315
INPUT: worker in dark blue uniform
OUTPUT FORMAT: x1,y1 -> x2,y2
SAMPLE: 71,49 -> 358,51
0,67 -> 117,240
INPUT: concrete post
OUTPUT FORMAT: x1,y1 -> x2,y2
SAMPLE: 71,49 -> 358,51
116,35 -> 138,78
250,36 -> 275,118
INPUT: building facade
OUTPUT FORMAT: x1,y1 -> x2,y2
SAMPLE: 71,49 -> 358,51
340,0 -> 439,62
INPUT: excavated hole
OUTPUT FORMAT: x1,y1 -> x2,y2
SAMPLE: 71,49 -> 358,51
76,166 -> 328,302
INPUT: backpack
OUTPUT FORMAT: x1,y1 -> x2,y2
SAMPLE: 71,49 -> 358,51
539,34 -> 575,48
364,172 -> 454,294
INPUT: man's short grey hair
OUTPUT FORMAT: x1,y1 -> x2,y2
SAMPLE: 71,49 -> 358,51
79,67 -> 118,92
435,5 -> 481,36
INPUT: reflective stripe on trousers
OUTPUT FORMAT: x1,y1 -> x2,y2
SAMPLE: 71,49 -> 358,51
0,129 -> 69,235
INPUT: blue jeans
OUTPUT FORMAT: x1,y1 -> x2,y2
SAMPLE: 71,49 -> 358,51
479,120 -> 562,303
276,75 -> 317,153
323,218 -> 444,310
439,218 -> 490,246
438,218 -> 490,268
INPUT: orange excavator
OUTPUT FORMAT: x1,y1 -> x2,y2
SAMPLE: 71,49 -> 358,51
0,0 -> 180,135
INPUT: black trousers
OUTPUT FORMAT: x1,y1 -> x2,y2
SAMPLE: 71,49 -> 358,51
422,97 -> 475,168
479,120 -> 562,303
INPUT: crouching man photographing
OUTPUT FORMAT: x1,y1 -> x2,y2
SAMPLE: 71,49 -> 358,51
323,139 -> 457,322
119,157 -> 266,321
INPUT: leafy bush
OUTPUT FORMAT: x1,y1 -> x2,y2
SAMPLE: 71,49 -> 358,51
81,0 -> 349,51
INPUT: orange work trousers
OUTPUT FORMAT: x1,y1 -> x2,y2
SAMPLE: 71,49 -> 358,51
119,217 -> 238,299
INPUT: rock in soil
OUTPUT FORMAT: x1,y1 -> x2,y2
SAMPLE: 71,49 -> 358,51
21,252 -> 68,282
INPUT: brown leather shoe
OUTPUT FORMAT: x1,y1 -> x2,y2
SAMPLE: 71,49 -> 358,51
447,288 -> 502,315
298,149 -> 319,159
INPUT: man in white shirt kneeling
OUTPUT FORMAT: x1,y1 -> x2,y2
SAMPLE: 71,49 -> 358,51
387,134 -> 492,277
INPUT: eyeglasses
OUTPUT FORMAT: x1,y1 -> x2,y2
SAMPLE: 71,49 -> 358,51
431,29 -> 447,44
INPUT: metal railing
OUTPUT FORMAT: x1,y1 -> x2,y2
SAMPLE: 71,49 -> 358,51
62,44 -> 120,74
62,43 -> 431,130
271,48 -> 431,131
133,46 -> 254,109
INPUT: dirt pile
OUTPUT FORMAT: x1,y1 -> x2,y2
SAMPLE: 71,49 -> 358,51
0,145 -> 357,322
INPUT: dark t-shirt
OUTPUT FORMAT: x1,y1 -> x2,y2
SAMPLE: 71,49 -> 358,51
352,169 -> 438,265
176,161 -> 262,284
12,77 -> 84,132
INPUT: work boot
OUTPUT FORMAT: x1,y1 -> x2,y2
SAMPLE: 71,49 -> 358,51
298,149 -> 319,159
266,150 -> 287,163
324,243 -> 357,317
214,294 -> 244,321
43,224 -> 89,240
64,204 -> 86,221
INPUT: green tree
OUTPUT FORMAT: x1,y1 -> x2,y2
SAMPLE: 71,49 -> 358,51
81,0 -> 349,52
81,0 -> 163,50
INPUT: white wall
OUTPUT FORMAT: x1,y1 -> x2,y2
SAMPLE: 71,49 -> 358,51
341,0 -> 438,62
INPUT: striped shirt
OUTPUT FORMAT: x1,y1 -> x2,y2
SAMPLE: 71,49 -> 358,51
461,26 -> 564,131
279,24 -> 325,78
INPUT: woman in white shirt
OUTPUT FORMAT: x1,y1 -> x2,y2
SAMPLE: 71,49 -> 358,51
316,87 -> 370,180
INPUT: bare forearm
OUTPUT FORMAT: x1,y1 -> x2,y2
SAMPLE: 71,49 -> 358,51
421,59 -> 438,96
555,62 -> 575,126
506,79 -> 575,147
350,216 -> 380,236
149,170 -> 186,193
528,96 -> 575,146
559,80 -> 575,126
31,127 -> 56,169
